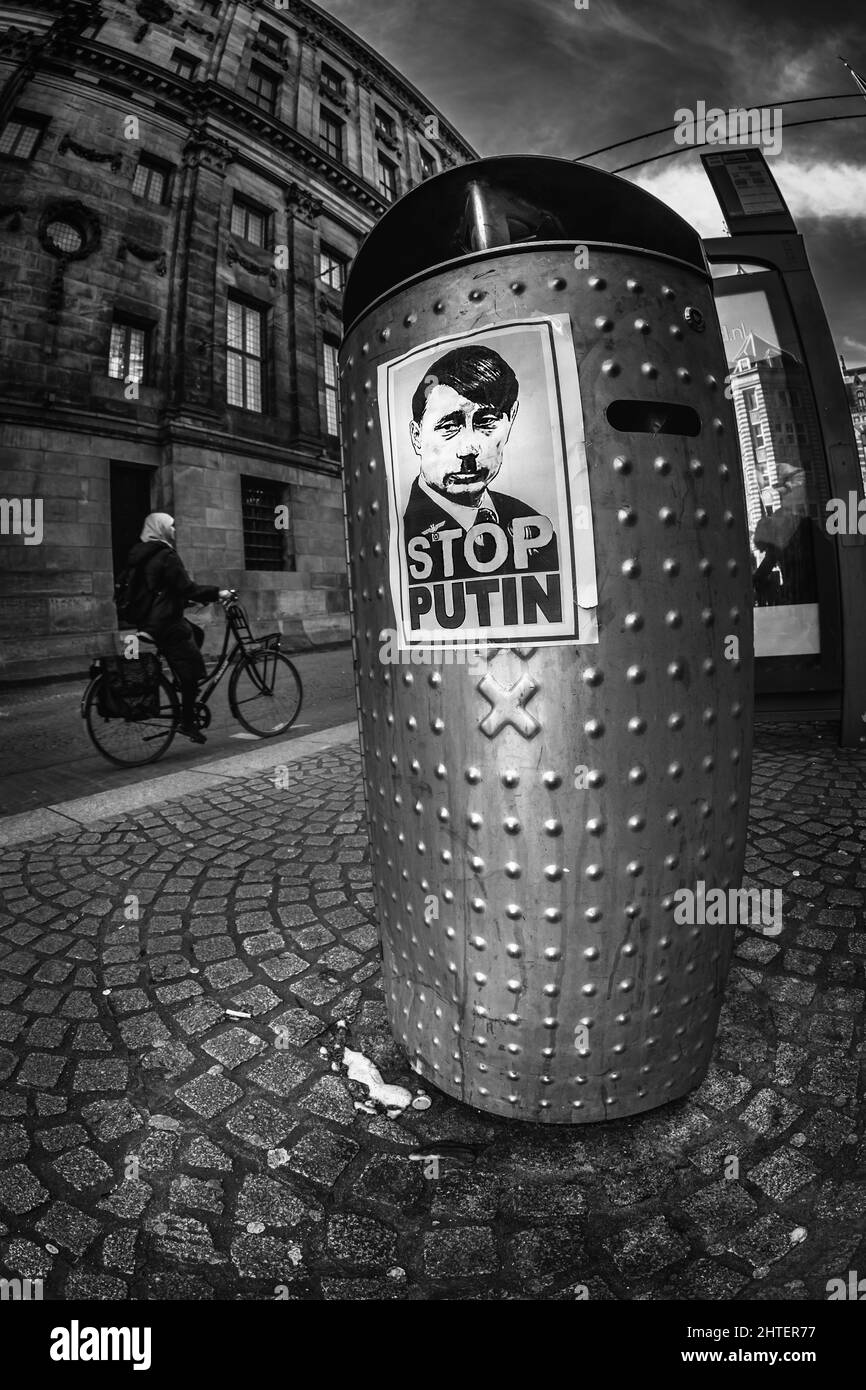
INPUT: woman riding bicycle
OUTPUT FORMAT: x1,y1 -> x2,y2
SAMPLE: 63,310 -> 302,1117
125,512 -> 231,744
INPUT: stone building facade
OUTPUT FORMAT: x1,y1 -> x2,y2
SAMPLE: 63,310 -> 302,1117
0,0 -> 476,680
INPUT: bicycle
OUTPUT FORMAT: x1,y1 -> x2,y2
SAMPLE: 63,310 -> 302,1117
81,591 -> 303,768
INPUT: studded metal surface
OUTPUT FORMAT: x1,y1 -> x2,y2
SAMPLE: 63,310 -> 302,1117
339,246 -> 754,1123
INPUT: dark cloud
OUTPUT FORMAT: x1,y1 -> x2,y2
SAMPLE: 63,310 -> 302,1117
318,0 -> 866,351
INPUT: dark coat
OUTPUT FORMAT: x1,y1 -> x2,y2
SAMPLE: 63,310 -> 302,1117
125,540 -> 220,633
402,477 -> 559,584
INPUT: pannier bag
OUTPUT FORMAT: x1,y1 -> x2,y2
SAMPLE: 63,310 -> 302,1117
96,654 -> 162,721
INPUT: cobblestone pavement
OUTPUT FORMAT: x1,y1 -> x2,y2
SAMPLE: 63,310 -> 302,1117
0,723 -> 863,1301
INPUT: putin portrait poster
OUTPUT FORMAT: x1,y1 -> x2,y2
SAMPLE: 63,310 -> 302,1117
376,315 -> 598,653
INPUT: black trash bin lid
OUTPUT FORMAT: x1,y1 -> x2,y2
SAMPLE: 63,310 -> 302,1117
344,155 -> 707,330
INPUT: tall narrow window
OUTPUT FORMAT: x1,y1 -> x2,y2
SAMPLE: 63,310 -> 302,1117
319,244 -> 348,292
247,62 -> 277,115
419,145 -> 437,181
241,476 -> 292,571
227,299 -> 264,412
319,108 -> 344,161
108,318 -> 150,384
377,153 -> 398,203
374,106 -> 396,141
0,111 -> 47,160
323,339 -> 340,438
231,197 -> 269,247
132,155 -> 171,204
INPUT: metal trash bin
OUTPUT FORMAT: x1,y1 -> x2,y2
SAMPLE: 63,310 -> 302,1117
340,156 -> 754,1123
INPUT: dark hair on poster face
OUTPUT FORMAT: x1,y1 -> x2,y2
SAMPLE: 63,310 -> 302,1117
411,345 -> 519,424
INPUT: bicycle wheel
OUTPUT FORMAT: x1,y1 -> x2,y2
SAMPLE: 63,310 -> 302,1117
83,674 -> 179,768
229,650 -> 303,736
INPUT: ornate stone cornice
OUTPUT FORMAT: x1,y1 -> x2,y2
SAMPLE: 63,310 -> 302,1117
285,180 -> 323,225
118,236 -> 166,275
227,241 -> 278,287
58,132 -> 123,173
182,128 -> 236,173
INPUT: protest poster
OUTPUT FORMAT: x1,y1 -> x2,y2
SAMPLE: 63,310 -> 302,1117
376,314 -> 598,651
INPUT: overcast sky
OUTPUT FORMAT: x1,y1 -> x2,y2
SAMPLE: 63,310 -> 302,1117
319,0 -> 866,364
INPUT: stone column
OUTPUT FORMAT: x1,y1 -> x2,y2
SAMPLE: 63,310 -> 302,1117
284,180 -> 324,450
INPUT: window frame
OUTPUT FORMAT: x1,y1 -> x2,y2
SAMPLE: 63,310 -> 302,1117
374,105 -> 396,141
377,152 -> 399,202
318,106 -> 344,162
108,315 -> 152,387
322,337 -> 340,439
257,23 -> 285,60
131,154 -> 172,205
319,62 -> 347,100
230,195 -> 271,249
171,49 -> 200,80
241,475 -> 294,572
247,60 -> 278,115
226,295 -> 267,414
0,110 -> 49,161
318,243 -> 348,293
418,144 -> 437,181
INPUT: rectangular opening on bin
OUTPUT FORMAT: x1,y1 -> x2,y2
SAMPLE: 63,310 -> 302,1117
606,401 -> 702,436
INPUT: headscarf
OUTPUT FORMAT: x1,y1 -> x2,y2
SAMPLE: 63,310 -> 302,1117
139,512 -> 174,546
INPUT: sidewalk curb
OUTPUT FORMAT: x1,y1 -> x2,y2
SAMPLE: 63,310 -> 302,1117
0,721 -> 360,848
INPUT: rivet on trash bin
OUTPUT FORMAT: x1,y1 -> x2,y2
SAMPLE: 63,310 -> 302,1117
473,972 -> 487,985
441,849 -> 452,863
471,897 -> 485,913
544,908 -> 562,923
626,277 -> 641,292
713,417 -> 725,432
468,812 -> 483,829
586,863 -> 603,879
544,985 -> 560,998
507,979 -> 522,993
470,856 -> 485,872
505,861 -> 521,878
665,610 -> 682,628
502,769 -> 520,787
668,761 -> 683,778
402,671 -> 413,686
428,672 -> 441,688
666,809 -> 681,826
582,666 -> 603,685
466,766 -> 482,783
702,658 -> 716,675
507,1043 -> 520,1054
595,315 -> 613,331
433,300 -> 445,313
664,854 -> 679,870
622,558 -> 640,578
548,276 -> 567,290
669,325 -> 683,339
582,984 -> 597,997
719,463 -> 730,478
627,815 -> 645,832
431,717 -> 444,733
641,362 -> 658,378
435,763 -> 447,778
602,358 -> 620,376
612,455 -> 631,474
584,948 -> 599,962
542,771 -> 561,788
625,612 -> 643,631
506,905 -> 523,920
659,507 -> 675,525
588,275 -> 605,289
404,312 -> 417,326
509,280 -> 526,293
411,759 -> 421,774
545,864 -> 564,880
724,835 -> 735,849
698,845 -> 710,860
663,558 -> 679,576
626,861 -> 643,878
702,707 -> 716,725
545,947 -> 562,961
543,1017 -> 558,1029
504,817 -> 521,834
627,716 -> 646,734
586,818 -> 605,835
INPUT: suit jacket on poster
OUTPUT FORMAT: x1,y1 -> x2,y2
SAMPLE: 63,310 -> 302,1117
402,477 -> 559,584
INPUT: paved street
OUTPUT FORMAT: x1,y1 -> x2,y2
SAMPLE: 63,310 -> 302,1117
0,646 -> 356,818
0,720 -> 864,1301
